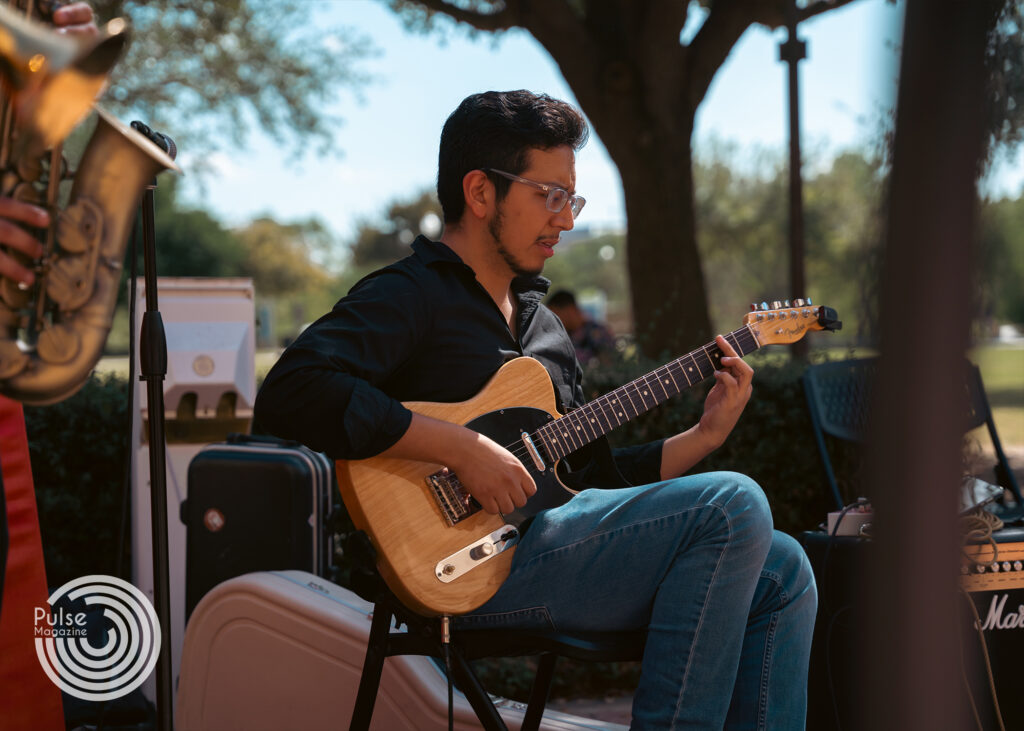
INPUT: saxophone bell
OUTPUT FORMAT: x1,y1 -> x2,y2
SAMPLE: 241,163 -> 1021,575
0,5 -> 128,154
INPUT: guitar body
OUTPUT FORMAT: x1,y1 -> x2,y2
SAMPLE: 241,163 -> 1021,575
336,357 -> 574,616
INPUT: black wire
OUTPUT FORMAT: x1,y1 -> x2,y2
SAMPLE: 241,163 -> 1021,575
443,642 -> 454,731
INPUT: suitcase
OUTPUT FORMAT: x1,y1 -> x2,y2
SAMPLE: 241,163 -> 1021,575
183,433 -> 336,620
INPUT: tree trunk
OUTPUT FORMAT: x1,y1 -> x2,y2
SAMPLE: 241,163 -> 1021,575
615,119 -> 710,359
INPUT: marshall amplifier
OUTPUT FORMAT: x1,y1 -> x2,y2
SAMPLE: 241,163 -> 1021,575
961,525 -> 1024,729
801,525 -> 1024,731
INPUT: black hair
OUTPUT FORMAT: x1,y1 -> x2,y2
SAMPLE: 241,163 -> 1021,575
546,289 -> 578,309
437,90 -> 589,224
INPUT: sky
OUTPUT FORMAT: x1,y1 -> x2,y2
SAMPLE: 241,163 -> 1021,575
177,0 -> 1022,246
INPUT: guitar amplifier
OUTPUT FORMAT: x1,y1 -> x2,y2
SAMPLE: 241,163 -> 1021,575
182,434 -> 337,621
961,525 -> 1024,728
801,525 -> 1024,731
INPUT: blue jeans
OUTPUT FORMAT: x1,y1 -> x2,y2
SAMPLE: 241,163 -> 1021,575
455,472 -> 817,730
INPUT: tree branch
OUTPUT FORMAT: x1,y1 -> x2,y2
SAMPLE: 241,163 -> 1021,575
686,0 -> 860,110
391,0 -> 519,32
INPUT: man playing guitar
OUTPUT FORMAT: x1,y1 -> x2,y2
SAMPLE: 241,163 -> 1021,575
255,90 -> 816,730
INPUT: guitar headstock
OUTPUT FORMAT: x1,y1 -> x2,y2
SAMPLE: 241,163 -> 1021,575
743,299 -> 842,346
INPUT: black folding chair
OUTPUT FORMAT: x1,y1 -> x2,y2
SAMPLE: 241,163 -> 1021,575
802,356 -> 1022,511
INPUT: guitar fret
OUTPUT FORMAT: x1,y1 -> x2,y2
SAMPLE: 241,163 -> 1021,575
593,397 -> 616,431
537,423 -> 564,460
686,353 -> 705,380
620,383 -> 640,416
578,404 -> 601,440
654,366 -> 674,399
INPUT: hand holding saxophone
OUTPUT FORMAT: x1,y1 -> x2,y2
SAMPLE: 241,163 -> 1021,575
0,198 -> 46,286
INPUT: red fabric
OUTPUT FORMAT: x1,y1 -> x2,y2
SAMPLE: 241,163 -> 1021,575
0,396 -> 64,731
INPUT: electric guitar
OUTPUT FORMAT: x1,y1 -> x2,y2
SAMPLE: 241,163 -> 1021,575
336,301 -> 841,615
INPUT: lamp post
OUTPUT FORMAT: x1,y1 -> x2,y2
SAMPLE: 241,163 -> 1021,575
779,0 -> 808,359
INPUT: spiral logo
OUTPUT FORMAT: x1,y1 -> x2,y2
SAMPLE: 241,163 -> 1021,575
34,575 -> 161,701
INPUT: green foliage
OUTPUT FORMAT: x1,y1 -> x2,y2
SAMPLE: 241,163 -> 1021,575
978,193 -> 1024,325
25,373 -> 132,588
92,0 -> 374,166
350,190 -> 443,267
542,233 -> 630,326
694,145 -> 886,344
146,176 -> 248,280
984,1 -> 1024,166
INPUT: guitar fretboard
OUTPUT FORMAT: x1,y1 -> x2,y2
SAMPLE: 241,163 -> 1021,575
533,326 -> 759,461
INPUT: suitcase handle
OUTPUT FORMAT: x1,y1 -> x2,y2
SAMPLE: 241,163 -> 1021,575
226,432 -> 302,448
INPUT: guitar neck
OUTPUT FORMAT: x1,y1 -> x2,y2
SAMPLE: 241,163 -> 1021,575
533,326 -> 760,461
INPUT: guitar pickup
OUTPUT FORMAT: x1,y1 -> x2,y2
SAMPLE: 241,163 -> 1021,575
520,430 -> 546,471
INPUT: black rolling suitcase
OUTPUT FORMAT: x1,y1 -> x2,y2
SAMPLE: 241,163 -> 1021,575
183,433 -> 336,620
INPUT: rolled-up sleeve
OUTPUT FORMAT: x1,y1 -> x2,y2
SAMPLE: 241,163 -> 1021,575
254,268 -> 428,459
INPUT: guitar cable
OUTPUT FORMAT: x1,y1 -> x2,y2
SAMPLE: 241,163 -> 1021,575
441,615 -> 454,731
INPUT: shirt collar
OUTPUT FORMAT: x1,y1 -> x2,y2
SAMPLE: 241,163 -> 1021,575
412,235 -> 551,298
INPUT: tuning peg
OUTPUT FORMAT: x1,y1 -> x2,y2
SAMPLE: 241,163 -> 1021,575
793,298 -> 806,307
771,300 -> 783,310
806,297 -> 813,305
784,300 -> 792,307
760,301 -> 769,311
750,303 -> 759,311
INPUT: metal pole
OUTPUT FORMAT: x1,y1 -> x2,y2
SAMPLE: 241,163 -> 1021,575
139,181 -> 173,731
779,0 -> 808,359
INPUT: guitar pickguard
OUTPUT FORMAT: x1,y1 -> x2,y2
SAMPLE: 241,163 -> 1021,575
461,406 -> 576,526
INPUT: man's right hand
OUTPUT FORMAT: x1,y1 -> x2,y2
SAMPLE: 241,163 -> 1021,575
0,198 -> 47,286
446,430 -> 537,515
381,412 -> 538,516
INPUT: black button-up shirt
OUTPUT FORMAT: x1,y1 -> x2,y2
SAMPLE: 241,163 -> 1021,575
254,236 -> 663,488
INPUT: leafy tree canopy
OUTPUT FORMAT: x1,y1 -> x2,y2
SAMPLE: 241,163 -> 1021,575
92,0 -> 374,169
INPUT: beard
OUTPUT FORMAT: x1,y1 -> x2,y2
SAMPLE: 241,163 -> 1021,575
487,207 -> 543,277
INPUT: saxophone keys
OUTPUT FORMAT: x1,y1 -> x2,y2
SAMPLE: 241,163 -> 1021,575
36,322 -> 79,364
55,197 -> 102,254
0,339 -> 29,380
1,257 -> 34,307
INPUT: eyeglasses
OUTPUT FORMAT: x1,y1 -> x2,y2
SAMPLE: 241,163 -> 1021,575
482,168 -> 586,219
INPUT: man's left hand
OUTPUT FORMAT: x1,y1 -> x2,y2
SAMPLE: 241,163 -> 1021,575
696,334 -> 754,449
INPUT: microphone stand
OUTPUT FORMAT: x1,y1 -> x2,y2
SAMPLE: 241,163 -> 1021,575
131,121 -> 175,731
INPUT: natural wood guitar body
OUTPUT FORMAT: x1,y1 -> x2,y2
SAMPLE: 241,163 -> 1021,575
336,357 -> 564,615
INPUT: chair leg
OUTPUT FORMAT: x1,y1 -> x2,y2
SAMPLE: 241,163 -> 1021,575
349,603 -> 394,731
448,649 -> 508,731
521,654 -> 557,731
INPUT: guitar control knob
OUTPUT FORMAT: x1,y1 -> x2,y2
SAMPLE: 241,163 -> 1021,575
470,542 -> 495,560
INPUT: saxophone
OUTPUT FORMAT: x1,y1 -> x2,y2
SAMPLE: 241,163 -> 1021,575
0,2 -> 177,405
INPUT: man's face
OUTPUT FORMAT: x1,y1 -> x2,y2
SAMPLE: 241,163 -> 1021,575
487,146 -> 577,277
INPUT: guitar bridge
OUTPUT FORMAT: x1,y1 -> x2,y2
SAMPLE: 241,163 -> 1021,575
426,469 -> 479,526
